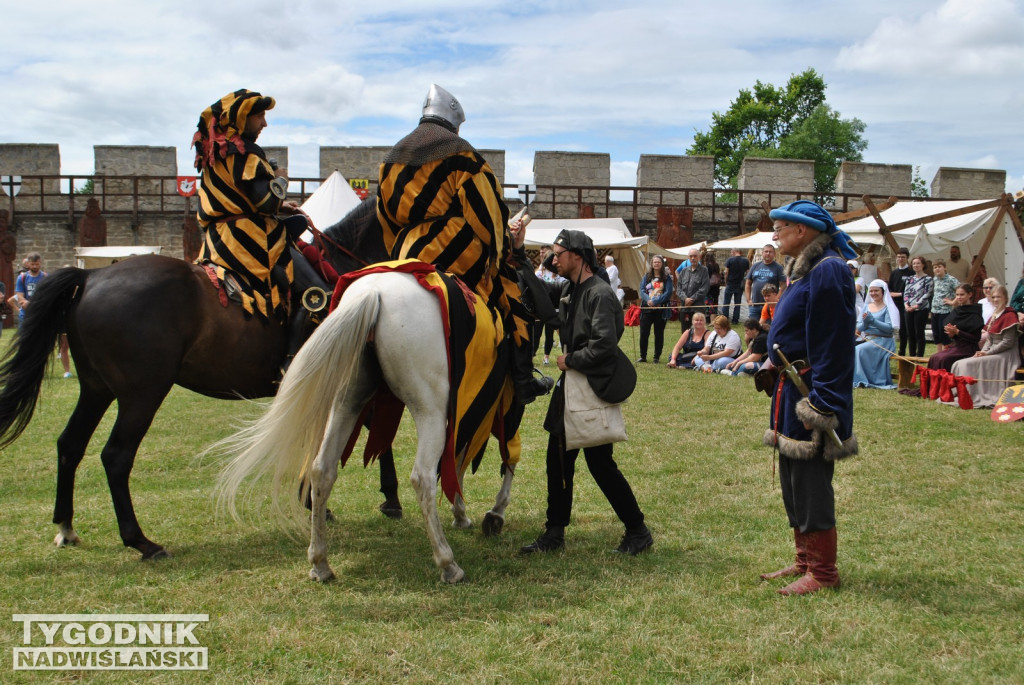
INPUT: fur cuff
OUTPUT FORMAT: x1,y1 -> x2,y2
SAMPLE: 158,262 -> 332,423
795,398 -> 838,433
764,429 -> 859,462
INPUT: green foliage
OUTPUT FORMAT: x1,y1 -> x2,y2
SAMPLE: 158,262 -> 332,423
912,166 -> 931,197
689,69 -> 868,193
74,178 -> 94,195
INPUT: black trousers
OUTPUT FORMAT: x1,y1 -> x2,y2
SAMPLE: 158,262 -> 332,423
778,454 -> 835,533
895,300 -> 909,355
533,320 -> 557,356
638,310 -> 666,360
544,434 -> 644,531
906,309 -> 930,357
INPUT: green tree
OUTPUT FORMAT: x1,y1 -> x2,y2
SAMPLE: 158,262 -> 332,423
911,166 -> 930,197
75,178 -> 94,194
688,69 -> 867,193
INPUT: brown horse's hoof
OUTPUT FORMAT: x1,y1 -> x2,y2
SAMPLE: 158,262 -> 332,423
140,546 -> 170,561
379,498 -> 403,519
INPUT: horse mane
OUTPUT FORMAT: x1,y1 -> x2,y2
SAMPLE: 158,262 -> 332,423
320,196 -> 389,274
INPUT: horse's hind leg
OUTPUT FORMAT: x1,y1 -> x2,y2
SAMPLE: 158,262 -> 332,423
408,415 -> 464,584
101,392 -> 172,560
53,387 -> 114,547
308,377 -> 377,582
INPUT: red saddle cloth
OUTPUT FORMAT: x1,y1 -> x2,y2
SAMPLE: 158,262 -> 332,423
329,260 -> 513,504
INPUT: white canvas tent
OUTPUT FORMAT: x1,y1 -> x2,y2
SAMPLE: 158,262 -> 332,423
74,245 -> 162,269
839,198 -> 1024,288
523,218 -> 648,296
661,231 -> 779,260
299,170 -> 363,240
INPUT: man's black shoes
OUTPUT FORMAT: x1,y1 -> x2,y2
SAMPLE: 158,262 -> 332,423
613,525 -> 653,555
519,527 -> 565,554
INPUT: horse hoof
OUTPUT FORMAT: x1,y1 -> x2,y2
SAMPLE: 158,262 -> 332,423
481,512 -> 504,537
141,547 -> 170,561
379,502 -> 403,519
380,497 -> 403,518
309,565 -> 335,583
441,563 -> 465,584
452,516 -> 473,530
53,532 -> 81,547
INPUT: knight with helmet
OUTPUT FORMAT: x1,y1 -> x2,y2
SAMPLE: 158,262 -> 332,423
377,84 -> 553,404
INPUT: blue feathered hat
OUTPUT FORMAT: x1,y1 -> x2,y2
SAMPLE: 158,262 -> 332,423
769,200 -> 859,260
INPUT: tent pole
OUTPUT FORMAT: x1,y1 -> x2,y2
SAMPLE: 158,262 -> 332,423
1004,193 -> 1024,255
967,202 -> 1009,284
880,197 -> 1004,232
862,195 -> 901,253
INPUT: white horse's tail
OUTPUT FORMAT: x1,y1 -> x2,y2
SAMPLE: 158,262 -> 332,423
216,283 -> 381,525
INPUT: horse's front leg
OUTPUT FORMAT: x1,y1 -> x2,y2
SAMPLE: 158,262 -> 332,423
483,463 -> 515,537
409,419 -> 464,584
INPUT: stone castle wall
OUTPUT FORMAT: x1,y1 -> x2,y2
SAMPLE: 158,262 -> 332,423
320,146 -> 506,189
0,142 -> 1011,267
931,167 -> 1006,200
635,155 -> 715,222
533,151 -> 610,218
835,162 -> 913,210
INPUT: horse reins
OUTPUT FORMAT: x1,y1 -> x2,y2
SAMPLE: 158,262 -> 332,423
293,206 -> 372,278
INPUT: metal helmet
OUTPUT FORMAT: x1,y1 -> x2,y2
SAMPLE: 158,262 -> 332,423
421,84 -> 465,131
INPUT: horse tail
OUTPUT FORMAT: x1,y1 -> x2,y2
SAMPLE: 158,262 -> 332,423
0,268 -> 84,449
217,280 -> 382,525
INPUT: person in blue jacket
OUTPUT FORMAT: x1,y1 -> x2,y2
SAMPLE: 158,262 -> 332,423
758,200 -> 860,596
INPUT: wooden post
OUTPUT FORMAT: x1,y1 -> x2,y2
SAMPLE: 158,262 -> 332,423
967,203 -> 1008,284
862,195 -> 901,253
1004,193 -> 1024,255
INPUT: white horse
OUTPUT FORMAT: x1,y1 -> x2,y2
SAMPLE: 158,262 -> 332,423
217,270 -> 517,584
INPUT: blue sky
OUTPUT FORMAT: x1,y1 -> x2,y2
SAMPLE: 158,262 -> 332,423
2,0 -> 1022,193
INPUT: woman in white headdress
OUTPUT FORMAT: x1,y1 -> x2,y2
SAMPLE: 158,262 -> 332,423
852,279 -> 899,389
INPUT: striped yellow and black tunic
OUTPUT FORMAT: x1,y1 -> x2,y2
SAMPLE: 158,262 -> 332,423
193,89 -> 292,322
377,123 -> 531,345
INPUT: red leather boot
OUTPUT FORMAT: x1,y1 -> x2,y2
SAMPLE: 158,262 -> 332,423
760,529 -> 807,580
778,527 -> 841,596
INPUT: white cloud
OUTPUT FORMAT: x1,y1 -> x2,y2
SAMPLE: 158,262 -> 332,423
1,0 -> 1021,191
836,0 -> 1024,76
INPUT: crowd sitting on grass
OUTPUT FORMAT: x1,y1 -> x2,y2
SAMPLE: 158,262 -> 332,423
619,246 -> 1023,409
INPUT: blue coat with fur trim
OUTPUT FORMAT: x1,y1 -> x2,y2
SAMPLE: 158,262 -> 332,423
764,233 -> 859,460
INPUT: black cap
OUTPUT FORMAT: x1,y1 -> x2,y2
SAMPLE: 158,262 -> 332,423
553,229 -> 600,272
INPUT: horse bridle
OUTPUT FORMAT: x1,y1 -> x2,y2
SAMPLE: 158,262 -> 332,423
295,206 -> 372,272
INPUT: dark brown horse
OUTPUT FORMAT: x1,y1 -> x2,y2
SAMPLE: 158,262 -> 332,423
0,198 -> 388,559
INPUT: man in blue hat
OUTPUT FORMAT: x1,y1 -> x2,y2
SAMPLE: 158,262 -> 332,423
758,200 -> 859,596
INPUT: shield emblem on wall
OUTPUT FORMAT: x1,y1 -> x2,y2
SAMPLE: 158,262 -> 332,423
1,175 -> 22,197
177,176 -> 198,197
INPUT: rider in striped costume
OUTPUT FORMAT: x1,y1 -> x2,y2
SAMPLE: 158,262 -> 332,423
377,84 -> 552,405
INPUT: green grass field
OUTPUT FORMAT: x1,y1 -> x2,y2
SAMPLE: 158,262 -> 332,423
1,333 -> 1021,684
